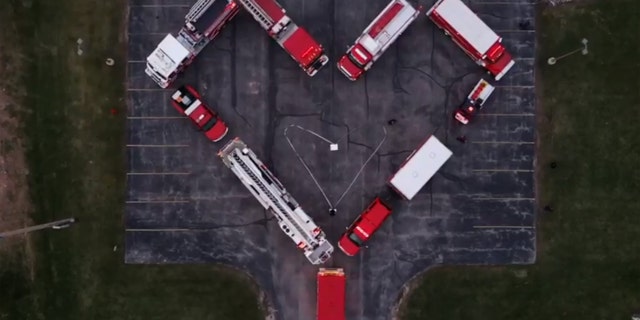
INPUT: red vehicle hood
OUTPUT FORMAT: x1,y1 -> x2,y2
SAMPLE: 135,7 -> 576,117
485,50 -> 515,80
337,55 -> 363,81
204,121 -> 229,142
338,235 -> 360,256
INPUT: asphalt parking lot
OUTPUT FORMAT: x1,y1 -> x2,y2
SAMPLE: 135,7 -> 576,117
125,0 -> 536,319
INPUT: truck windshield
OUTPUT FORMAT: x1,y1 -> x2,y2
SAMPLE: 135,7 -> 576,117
202,117 -> 218,131
348,232 -> 365,247
348,52 -> 366,69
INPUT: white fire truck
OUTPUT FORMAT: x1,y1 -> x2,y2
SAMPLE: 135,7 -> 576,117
218,138 -> 334,265
236,0 -> 329,76
388,136 -> 452,200
145,0 -> 239,88
426,0 -> 515,80
337,0 -> 420,81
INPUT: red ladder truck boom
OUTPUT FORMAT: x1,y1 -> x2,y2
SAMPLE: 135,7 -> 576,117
237,0 -> 329,76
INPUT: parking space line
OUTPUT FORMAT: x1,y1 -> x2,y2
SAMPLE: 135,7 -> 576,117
126,144 -> 189,148
129,5 -> 190,8
493,85 -> 534,89
127,116 -> 182,120
471,141 -> 534,145
126,88 -> 165,92
126,200 -> 190,204
125,228 -> 192,232
472,197 -> 535,201
128,32 -> 176,36
472,169 -> 534,173
478,113 -> 534,116
473,225 -> 534,229
495,30 -> 535,33
127,172 -> 190,176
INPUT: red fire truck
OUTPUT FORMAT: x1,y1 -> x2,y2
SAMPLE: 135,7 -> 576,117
317,268 -> 346,320
145,0 -> 239,88
454,78 -> 495,125
338,197 -> 392,256
236,0 -> 329,76
426,0 -> 515,80
337,0 -> 420,81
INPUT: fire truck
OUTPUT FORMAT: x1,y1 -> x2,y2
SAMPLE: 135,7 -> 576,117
236,0 -> 329,76
426,0 -> 515,81
338,197 -> 392,256
388,136 -> 452,200
454,78 -> 495,125
317,268 -> 346,320
337,0 -> 420,81
218,138 -> 334,265
145,0 -> 239,88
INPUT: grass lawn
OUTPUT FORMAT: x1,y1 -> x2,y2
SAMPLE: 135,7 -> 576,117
0,0 -> 262,319
400,1 -> 640,319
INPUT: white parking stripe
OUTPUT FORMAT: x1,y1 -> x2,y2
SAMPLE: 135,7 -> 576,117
126,144 -> 189,148
473,225 -> 534,229
471,141 -> 534,145
472,169 -> 534,173
127,172 -> 190,176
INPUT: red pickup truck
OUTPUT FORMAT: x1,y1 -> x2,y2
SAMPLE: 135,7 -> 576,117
338,197 -> 392,256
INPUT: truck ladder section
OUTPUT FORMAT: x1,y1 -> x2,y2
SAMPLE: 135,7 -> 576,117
219,138 -> 333,265
236,0 -> 275,30
186,0 -> 216,23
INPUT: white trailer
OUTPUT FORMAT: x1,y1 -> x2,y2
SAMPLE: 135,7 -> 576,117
337,0 -> 420,80
218,138 -> 333,265
388,136 -> 452,200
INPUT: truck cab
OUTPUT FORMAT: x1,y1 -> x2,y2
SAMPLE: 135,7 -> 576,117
338,197 -> 392,256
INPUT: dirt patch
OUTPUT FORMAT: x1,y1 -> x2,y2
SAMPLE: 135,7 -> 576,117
0,40 -> 34,277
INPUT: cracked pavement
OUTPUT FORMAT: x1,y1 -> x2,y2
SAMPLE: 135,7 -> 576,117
125,0 -> 537,319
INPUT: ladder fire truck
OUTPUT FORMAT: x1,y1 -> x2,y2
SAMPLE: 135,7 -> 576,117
218,138 -> 334,265
426,0 -> 515,81
145,0 -> 239,88
337,0 -> 420,81
236,0 -> 329,76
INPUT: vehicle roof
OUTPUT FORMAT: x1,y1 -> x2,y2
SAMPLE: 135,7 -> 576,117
317,269 -> 346,320
357,198 -> 392,234
359,0 -> 418,55
388,136 -> 452,200
147,35 -> 191,77
432,0 -> 499,54
281,26 -> 322,67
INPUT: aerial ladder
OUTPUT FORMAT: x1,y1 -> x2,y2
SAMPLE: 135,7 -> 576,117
236,0 -> 274,30
218,138 -> 333,265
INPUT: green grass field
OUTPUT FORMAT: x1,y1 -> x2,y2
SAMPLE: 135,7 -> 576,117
0,0 -> 262,319
400,1 -> 640,319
